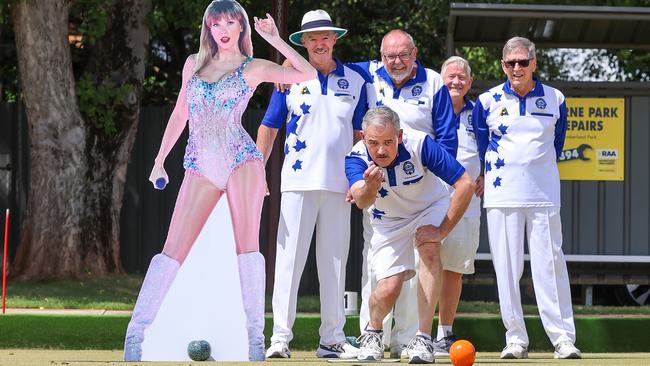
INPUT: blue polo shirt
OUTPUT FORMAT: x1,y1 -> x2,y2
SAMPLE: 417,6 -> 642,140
472,77 -> 568,207
455,96 -> 481,217
348,60 -> 457,157
345,129 -> 464,224
262,59 -> 367,193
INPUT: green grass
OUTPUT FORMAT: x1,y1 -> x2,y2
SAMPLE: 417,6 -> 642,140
6,274 -> 650,316
2,314 -> 650,352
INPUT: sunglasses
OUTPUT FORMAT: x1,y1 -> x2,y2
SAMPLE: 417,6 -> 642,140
503,59 -> 532,68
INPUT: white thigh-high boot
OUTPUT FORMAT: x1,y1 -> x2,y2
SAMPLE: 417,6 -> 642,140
124,253 -> 180,361
238,252 -> 266,361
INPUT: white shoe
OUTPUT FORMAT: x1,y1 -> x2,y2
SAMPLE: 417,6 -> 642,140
389,343 -> 409,359
500,343 -> 528,359
406,335 -> 435,364
357,331 -> 384,361
266,341 -> 291,358
554,341 -> 582,359
316,341 -> 359,358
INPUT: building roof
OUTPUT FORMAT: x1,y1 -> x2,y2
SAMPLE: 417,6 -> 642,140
446,2 -> 650,55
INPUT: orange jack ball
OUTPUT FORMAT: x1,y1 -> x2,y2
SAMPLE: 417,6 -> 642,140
449,339 -> 476,366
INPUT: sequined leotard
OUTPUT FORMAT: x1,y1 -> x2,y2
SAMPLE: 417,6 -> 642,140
183,56 -> 264,188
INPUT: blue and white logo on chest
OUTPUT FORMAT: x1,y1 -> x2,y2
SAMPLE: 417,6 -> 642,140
411,86 -> 423,96
403,161 -> 415,175
337,78 -> 349,89
398,160 -> 423,185
535,98 -> 547,109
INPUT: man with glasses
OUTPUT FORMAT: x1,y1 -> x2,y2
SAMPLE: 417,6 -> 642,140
349,29 -> 456,359
472,36 -> 581,360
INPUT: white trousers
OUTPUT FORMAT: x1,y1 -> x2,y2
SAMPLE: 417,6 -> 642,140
270,190 -> 351,346
359,211 -> 419,348
486,207 -> 576,347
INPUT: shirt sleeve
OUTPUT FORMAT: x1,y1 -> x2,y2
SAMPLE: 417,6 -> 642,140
431,85 -> 458,158
554,100 -> 568,158
472,97 -> 490,163
345,155 -> 369,187
345,61 -> 373,83
261,89 -> 289,128
352,83 -> 368,130
421,136 -> 465,186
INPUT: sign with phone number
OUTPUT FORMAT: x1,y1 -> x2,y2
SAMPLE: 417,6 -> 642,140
558,98 -> 624,181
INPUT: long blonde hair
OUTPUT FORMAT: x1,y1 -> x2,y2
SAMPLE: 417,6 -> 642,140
194,0 -> 253,75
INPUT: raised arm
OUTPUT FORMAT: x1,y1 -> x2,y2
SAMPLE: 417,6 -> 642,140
244,14 -> 316,88
149,55 -> 194,185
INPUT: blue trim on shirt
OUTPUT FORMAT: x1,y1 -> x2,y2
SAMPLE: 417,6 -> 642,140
352,84 -> 368,130
376,60 -> 427,99
421,135 -> 465,186
456,97 -> 475,129
317,59 -> 347,96
503,77 -> 546,116
432,85 -> 458,157
472,98 -> 490,163
261,89 -> 289,129
345,61 -> 373,83
555,100 -> 568,157
345,155 -> 369,187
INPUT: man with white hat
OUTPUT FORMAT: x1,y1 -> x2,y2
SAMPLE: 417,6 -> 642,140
257,9 -> 367,359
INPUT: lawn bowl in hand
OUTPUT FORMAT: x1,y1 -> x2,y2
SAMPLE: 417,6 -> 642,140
154,177 -> 167,190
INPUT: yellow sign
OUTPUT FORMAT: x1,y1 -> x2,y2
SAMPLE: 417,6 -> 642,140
558,98 -> 624,181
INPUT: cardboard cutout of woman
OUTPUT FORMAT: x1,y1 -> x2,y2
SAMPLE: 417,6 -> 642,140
123,0 -> 316,361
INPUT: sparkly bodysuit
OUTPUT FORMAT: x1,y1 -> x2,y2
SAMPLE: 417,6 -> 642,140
183,57 -> 264,188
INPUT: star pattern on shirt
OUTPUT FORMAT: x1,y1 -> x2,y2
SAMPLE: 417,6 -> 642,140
376,100 -> 384,106
372,208 -> 386,220
495,158 -> 505,169
493,93 -> 502,102
292,159 -> 303,171
300,102 -> 311,115
489,132 -> 501,151
287,112 -> 300,136
294,139 -> 307,152
284,143 -> 289,155
378,187 -> 389,198
498,124 -> 509,135
493,176 -> 502,187
485,161 -> 492,172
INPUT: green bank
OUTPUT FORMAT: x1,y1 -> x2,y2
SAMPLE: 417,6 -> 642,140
1,314 -> 648,352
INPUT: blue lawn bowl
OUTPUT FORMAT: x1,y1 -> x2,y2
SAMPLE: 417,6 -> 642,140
346,335 -> 359,348
187,340 -> 211,361
154,177 -> 167,190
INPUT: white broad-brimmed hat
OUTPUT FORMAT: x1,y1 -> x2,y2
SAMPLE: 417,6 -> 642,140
289,9 -> 347,47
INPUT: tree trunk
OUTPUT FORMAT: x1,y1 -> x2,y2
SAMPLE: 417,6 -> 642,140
12,0 -> 150,279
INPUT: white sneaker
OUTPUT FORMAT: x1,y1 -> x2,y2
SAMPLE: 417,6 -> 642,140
554,341 -> 582,359
406,335 -> 435,364
316,341 -> 359,358
389,343 -> 409,359
500,343 -> 528,359
357,331 -> 384,361
266,341 -> 291,358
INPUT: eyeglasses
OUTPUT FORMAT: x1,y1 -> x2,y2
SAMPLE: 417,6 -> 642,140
503,59 -> 532,68
382,50 -> 413,62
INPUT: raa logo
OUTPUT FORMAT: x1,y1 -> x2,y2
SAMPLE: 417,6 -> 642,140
337,79 -> 349,89
500,107 -> 509,116
301,86 -> 310,95
411,86 -> 423,96
403,161 -> 415,175
535,98 -> 547,109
